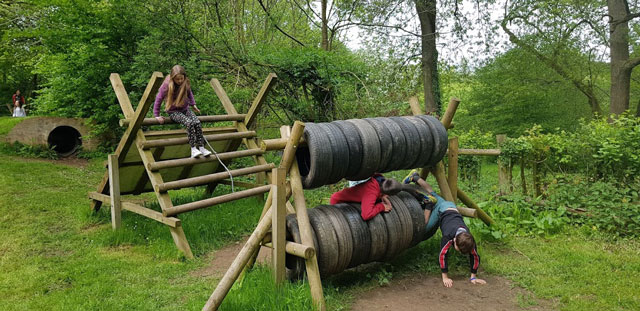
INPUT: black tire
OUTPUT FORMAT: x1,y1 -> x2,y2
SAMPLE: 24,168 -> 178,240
404,116 -> 434,168
322,122 -> 351,184
308,207 -> 340,276
359,205 -> 388,262
417,115 -> 448,166
332,120 -> 363,179
296,123 -> 333,189
285,215 -> 305,280
397,191 -> 427,247
317,205 -> 353,274
346,119 -> 381,180
335,203 -> 371,268
364,118 -> 394,173
390,117 -> 421,170
377,117 -> 407,171
380,203 -> 403,260
387,195 -> 414,252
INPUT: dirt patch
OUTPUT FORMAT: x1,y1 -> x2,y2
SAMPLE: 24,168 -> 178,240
350,274 -> 552,311
192,237 -> 272,278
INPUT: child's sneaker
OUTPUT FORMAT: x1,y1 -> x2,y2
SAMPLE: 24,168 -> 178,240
191,147 -> 203,158
199,146 -> 212,157
402,169 -> 420,184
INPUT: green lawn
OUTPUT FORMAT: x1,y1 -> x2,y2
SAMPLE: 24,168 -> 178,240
1,152 -> 638,310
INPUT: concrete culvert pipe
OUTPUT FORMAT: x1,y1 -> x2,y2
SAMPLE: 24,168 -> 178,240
47,125 -> 82,157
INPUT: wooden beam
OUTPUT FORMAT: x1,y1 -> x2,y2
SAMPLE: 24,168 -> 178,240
133,147 -> 164,194
120,114 -> 246,126
203,208 -> 274,311
108,154 -> 121,230
143,126 -> 237,137
245,73 -> 277,128
441,97 -> 460,129
496,134 -> 509,195
409,96 -> 423,115
447,148 -> 501,156
279,121 -> 305,171
457,190 -> 495,225
165,185 -> 272,216
141,131 -> 256,149
110,73 -> 134,118
149,148 -> 265,171
88,192 -> 180,228
272,167 -> 287,284
261,137 -> 307,151
157,164 -> 275,192
262,241 -> 315,259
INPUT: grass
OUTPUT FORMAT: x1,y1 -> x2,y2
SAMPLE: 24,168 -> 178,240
0,116 -> 28,136
1,145 -> 639,310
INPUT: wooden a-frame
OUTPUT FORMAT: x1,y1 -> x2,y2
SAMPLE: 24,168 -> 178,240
89,72 -> 279,258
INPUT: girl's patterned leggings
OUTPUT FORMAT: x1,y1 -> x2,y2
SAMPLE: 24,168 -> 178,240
168,109 -> 204,148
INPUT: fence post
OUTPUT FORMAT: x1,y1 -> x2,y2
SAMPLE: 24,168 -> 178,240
496,134 -> 510,195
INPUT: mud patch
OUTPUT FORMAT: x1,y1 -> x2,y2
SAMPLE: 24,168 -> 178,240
350,274 -> 553,311
192,237 -> 271,278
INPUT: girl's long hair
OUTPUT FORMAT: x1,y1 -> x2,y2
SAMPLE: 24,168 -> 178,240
165,65 -> 191,112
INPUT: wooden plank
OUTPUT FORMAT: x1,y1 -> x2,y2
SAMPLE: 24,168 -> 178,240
262,241 -> 315,259
409,96 -> 423,115
120,114 -> 246,126
441,97 -> 460,129
169,226 -> 193,259
430,162 -> 455,202
165,185 -> 272,216
447,137 -> 459,203
108,154 -> 121,230
210,78 -> 240,115
245,73 -> 277,128
133,147 -> 164,194
203,208 -> 273,311
448,148 -> 501,156
271,168 -> 287,284
218,179 -> 260,188
88,192 -> 180,227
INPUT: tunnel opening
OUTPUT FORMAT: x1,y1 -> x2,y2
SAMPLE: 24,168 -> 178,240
48,126 -> 82,157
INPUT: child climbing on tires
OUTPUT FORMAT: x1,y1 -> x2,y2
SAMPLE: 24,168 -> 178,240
153,65 -> 212,158
330,174 -> 404,220
403,169 -> 487,288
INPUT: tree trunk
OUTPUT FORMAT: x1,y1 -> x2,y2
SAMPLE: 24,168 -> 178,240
414,0 -> 441,115
636,97 -> 640,117
321,0 -> 329,51
520,158 -> 527,195
608,0 -> 632,115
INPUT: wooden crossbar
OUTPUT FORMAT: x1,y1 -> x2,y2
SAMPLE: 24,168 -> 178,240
120,114 -> 246,126
89,192 -> 181,227
165,185 -> 272,216
156,163 -> 275,192
149,148 -> 265,171
141,131 -> 256,149
143,127 -> 237,137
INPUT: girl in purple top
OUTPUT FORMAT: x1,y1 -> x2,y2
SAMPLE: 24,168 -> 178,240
154,65 -> 211,158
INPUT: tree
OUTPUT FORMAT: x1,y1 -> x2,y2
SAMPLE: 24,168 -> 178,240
608,0 -> 640,115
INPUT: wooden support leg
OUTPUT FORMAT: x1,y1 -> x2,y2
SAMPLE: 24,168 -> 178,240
203,208 -> 274,311
108,154 -> 121,230
457,190 -> 495,226
496,134 -> 510,195
169,225 -> 194,259
271,168 -> 286,284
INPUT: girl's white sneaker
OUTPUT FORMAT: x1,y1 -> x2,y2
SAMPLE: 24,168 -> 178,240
191,147 -> 203,158
199,146 -> 212,157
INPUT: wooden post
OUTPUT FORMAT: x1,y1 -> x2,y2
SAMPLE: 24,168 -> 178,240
447,137 -> 459,203
532,160 -> 541,197
203,209 -> 274,311
108,154 -> 121,230
245,73 -> 277,128
271,168 -> 286,284
409,96 -> 423,116
520,158 -> 527,195
496,134 -> 510,195
431,162 -> 454,201
441,97 -> 460,129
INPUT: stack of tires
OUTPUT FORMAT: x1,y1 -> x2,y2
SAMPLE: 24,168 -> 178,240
295,115 -> 448,189
285,192 -> 427,279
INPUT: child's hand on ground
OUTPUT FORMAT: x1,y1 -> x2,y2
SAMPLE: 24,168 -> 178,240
155,116 -> 164,124
442,276 -> 453,288
471,278 -> 486,285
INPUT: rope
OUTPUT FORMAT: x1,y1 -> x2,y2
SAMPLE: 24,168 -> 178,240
202,137 -> 235,193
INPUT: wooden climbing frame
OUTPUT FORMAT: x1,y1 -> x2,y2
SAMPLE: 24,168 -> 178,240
88,71 -> 278,258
